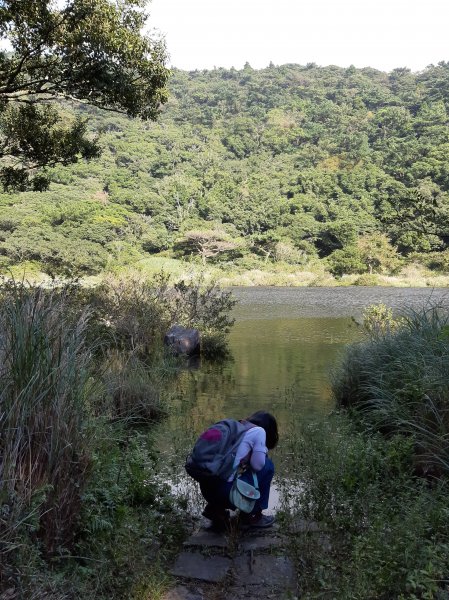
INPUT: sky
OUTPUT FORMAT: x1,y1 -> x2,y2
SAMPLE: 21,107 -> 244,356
148,0 -> 449,73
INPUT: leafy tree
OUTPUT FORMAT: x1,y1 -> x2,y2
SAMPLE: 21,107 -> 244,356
141,224 -> 170,254
0,224 -> 109,275
250,231 -> 282,262
272,240 -> 307,265
0,0 -> 168,191
175,229 -> 241,265
357,233 -> 401,274
381,179 -> 449,253
222,117 -> 262,159
327,246 -> 367,277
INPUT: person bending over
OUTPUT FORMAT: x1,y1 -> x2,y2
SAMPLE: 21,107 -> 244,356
199,410 -> 278,529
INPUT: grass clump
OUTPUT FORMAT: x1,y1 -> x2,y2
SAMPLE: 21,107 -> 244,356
333,302 -> 449,476
353,273 -> 380,286
102,352 -> 169,425
0,283 -> 93,562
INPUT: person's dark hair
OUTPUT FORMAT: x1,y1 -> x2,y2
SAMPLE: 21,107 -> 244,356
246,411 -> 279,450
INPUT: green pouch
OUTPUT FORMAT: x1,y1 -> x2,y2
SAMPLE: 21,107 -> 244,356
229,471 -> 260,513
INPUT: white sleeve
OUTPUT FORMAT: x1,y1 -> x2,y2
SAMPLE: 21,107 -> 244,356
249,428 -> 268,471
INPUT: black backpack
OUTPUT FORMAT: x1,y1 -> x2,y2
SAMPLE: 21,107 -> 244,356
185,419 -> 254,481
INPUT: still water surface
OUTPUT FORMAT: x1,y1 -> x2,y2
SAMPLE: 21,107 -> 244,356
156,287 -> 448,507
165,286 -> 448,431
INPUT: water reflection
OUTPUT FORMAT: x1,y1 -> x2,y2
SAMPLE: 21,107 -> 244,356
155,286 -> 449,510
155,313 -> 359,516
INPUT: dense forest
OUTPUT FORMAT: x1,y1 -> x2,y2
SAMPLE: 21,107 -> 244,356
1,62 -> 449,279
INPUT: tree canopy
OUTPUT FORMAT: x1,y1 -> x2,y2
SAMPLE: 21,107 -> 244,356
0,0 -> 169,191
1,62 -> 449,277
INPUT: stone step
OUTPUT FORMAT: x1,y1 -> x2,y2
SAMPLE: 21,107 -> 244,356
163,585 -> 204,600
233,554 -> 296,588
242,522 -> 281,536
184,524 -> 286,552
240,535 -> 283,552
171,550 -> 296,589
171,552 -> 232,583
183,530 -> 229,549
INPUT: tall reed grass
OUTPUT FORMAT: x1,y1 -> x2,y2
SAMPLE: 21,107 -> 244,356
333,303 -> 449,476
0,283 -> 93,563
102,351 -> 168,425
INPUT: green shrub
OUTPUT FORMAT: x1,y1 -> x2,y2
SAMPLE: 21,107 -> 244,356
418,249 -> 449,273
165,274 -> 236,345
273,241 -> 306,265
362,302 -> 405,334
75,424 -> 186,599
282,414 -> 449,599
102,352 -> 169,425
91,271 -> 236,358
328,246 -> 367,277
353,273 -> 379,286
91,271 -> 169,355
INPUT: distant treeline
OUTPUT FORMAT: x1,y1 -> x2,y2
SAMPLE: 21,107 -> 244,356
1,62 -> 449,276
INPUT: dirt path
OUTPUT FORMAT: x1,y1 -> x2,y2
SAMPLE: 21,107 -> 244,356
163,515 -> 299,600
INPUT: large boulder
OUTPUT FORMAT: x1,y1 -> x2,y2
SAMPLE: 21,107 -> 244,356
164,325 -> 200,356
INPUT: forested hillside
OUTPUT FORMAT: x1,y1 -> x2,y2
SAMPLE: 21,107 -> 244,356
2,62 -> 449,280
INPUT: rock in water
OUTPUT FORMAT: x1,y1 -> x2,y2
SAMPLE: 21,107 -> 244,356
164,325 -> 200,356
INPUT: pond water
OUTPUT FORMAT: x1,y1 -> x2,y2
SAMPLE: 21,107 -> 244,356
155,286 -> 449,511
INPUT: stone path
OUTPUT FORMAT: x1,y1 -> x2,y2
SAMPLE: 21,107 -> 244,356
163,516 -> 300,600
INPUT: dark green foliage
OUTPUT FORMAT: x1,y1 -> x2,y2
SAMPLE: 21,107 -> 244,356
3,62 -> 449,274
0,104 -> 100,191
283,415 -> 449,599
328,245 -> 367,277
0,0 -> 169,190
328,233 -> 401,276
74,426 -> 186,598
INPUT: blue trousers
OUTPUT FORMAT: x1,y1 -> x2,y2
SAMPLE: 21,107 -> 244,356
199,458 -> 274,514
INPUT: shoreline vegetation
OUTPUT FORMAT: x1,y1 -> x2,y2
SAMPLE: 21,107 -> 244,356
1,274 -> 448,599
0,275 -> 235,599
282,303 -> 449,599
4,259 -> 449,289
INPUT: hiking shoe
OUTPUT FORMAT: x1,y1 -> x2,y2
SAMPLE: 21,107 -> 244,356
240,512 -> 275,529
202,504 -> 229,522
202,505 -> 231,532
